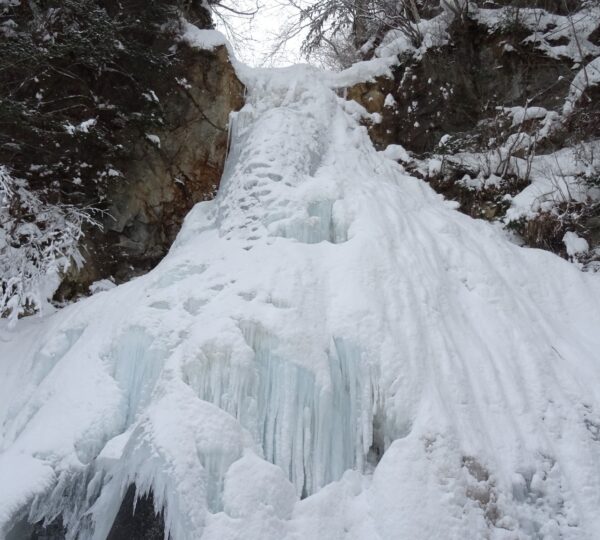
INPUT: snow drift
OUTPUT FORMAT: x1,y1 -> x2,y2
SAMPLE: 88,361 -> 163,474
1,62 -> 600,539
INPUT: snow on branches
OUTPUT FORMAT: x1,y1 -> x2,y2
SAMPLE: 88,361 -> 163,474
0,166 -> 97,325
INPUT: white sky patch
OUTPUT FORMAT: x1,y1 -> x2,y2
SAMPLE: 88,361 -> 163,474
214,0 -> 307,67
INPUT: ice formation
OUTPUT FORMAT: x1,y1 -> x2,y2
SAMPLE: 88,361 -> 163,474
2,61 -> 600,540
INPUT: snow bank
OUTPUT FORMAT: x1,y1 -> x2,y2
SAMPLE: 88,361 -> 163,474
2,65 -> 600,540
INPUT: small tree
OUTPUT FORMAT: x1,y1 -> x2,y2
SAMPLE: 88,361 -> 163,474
0,166 -> 98,323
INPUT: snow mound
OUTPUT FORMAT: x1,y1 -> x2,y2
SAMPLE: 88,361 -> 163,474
2,65 -> 600,540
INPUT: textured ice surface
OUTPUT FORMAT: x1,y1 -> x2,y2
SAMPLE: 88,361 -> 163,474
2,63 -> 600,539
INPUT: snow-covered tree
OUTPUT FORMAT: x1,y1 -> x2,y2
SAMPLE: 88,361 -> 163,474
0,166 -> 97,323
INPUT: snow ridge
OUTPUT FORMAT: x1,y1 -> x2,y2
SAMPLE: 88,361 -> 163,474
1,65 -> 600,539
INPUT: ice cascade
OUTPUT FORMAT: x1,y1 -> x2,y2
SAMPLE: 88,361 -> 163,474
1,65 -> 600,540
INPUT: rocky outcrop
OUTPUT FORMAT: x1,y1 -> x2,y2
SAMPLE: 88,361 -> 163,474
348,19 -> 572,153
57,44 -> 244,299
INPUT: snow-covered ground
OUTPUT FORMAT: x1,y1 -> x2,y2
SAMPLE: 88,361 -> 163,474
2,51 -> 600,540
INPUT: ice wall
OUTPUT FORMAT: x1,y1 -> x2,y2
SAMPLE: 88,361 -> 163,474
184,322 -> 375,497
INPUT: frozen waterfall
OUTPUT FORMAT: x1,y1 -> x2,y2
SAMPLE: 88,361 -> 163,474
2,62 -> 600,540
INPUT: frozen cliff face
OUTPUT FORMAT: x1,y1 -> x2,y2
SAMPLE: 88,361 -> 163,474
2,61 -> 600,540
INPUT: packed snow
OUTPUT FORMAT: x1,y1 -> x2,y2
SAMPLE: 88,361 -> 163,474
2,53 -> 600,540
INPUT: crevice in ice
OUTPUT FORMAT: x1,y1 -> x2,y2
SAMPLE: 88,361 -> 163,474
6,512 -> 66,540
367,412 -> 386,468
106,485 -> 167,540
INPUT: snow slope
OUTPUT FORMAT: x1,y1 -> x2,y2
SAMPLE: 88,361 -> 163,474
1,63 -> 600,540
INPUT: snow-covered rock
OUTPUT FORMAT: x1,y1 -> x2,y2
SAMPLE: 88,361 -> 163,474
563,231 -> 590,257
223,451 -> 297,519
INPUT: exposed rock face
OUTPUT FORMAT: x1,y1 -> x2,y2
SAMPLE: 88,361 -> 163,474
349,20 -> 572,153
58,44 -> 244,299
